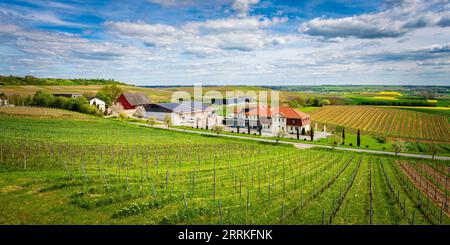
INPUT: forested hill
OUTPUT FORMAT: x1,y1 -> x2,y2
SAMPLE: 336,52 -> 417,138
0,75 -> 128,86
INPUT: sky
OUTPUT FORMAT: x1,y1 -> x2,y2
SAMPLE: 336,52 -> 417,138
0,0 -> 449,85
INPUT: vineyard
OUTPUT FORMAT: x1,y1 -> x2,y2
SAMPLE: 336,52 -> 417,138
308,106 -> 450,142
1,108 -> 450,224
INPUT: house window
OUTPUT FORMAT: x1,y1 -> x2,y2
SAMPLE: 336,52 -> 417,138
282,127 -> 284,131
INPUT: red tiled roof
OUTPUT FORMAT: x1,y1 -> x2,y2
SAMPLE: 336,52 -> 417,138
277,106 -> 310,119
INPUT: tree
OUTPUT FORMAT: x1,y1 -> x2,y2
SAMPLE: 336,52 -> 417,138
342,128 -> 345,145
288,96 -> 305,108
164,115 -> 172,129
32,91 -> 55,107
357,129 -> 361,147
392,140 -> 409,156
330,135 -> 342,150
97,85 -> 123,105
0,92 -> 6,100
275,130 -> 286,144
8,94 -> 24,106
428,144 -> 439,160
212,125 -> 224,136
133,106 -> 145,118
147,117 -> 156,127
310,127 -> 314,141
312,97 -> 321,107
301,127 -> 306,135
331,141 -> 338,150
95,91 -> 112,106
51,96 -> 69,109
321,99 -> 331,106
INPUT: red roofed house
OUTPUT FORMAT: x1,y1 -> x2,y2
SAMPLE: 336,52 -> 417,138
232,105 -> 310,135
116,93 -> 151,115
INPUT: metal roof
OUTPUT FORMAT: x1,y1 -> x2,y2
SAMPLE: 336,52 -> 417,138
122,93 -> 151,105
154,101 -> 211,113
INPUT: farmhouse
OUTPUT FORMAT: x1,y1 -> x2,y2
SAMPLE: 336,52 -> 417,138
116,93 -> 151,115
226,105 -> 310,136
87,97 -> 106,112
206,96 -> 256,106
145,101 -> 216,127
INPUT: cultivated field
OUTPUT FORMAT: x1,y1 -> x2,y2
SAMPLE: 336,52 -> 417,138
309,106 -> 450,143
0,107 -> 449,224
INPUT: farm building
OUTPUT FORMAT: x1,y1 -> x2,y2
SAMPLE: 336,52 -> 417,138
144,101 -> 217,127
205,96 -> 256,106
116,93 -> 151,115
87,97 -> 106,112
226,105 -> 310,136
53,93 -> 83,98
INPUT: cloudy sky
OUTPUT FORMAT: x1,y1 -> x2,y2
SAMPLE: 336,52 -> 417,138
0,0 -> 449,85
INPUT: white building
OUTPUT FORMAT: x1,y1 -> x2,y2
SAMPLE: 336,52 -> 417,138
89,98 -> 106,112
226,105 -> 311,136
144,101 -> 216,127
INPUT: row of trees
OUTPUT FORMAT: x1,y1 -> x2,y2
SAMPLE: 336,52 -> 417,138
32,91 -> 102,116
287,96 -> 331,108
0,75 -> 126,86
1,91 -> 101,116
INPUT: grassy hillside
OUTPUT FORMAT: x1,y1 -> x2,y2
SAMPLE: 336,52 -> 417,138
0,107 -> 449,224
0,75 -> 127,86
309,106 -> 450,143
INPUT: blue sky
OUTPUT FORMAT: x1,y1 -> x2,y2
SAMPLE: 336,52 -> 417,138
0,0 -> 449,85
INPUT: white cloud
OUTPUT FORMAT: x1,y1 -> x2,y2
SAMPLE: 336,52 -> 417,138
147,0 -> 197,7
0,6 -> 87,28
300,0 -> 450,39
105,15 -> 290,55
232,0 -> 259,17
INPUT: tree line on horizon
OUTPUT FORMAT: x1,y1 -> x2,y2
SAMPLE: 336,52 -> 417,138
0,75 -> 127,86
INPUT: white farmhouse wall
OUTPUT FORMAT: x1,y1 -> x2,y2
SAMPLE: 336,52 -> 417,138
271,115 -> 287,133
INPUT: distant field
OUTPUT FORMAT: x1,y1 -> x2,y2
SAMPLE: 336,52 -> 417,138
309,106 -> 450,143
0,85 -> 353,104
1,107 -> 449,224
381,106 -> 450,118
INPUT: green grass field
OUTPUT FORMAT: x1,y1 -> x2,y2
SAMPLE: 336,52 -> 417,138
1,107 -> 449,224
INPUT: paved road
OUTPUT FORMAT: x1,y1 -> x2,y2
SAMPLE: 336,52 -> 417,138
131,122 -> 450,161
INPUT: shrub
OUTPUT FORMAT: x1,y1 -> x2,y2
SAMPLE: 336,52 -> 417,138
32,91 -> 55,107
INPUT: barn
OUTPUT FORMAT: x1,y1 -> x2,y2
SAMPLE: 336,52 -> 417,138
116,93 -> 151,114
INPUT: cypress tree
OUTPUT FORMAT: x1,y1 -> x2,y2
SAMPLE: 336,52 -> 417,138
342,128 -> 345,145
310,127 -> 314,141
301,127 -> 306,135
357,129 -> 361,147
